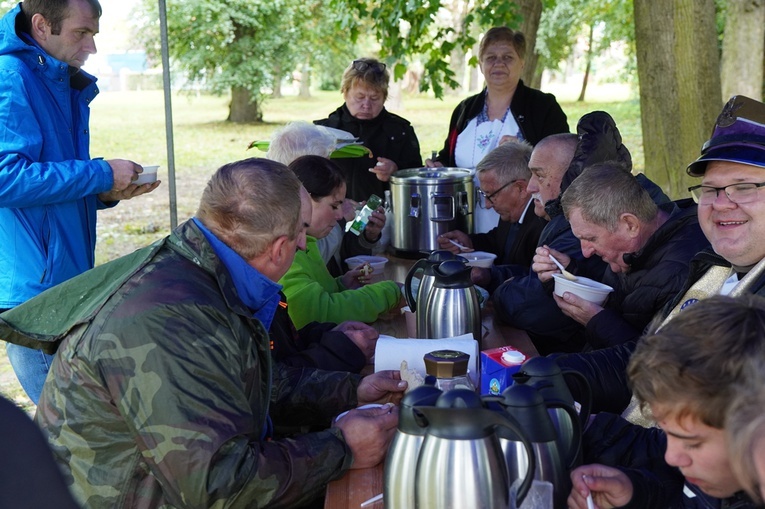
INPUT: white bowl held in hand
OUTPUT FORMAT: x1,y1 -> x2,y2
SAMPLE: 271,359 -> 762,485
462,251 -> 497,268
334,403 -> 385,423
552,273 -> 614,305
345,255 -> 388,282
135,165 -> 159,185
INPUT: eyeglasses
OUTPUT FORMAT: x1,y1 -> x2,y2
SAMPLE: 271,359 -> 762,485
352,60 -> 386,74
478,180 -> 518,207
688,182 -> 765,204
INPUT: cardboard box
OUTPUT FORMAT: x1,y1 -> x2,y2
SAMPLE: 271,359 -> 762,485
480,346 -> 526,395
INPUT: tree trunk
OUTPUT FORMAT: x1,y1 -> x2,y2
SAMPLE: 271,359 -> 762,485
577,25 -> 594,102
272,64 -> 282,98
517,0 -> 543,85
228,86 -> 262,123
634,0 -> 721,198
450,45 -> 467,95
447,0 -> 470,95
272,79 -> 282,98
299,62 -> 311,98
469,43 -> 480,92
721,0 -> 765,101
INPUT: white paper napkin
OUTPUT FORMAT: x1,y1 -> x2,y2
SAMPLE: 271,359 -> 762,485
374,334 -> 479,386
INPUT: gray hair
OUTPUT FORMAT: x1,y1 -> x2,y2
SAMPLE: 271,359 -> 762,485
476,139 -> 533,182
561,163 -> 657,231
196,158 -> 302,260
479,26 -> 527,60
728,385 -> 765,504
266,121 -> 336,164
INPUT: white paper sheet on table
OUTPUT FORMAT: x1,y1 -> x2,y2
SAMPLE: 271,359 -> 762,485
374,334 -> 480,387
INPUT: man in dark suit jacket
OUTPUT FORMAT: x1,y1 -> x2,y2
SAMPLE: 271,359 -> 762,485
438,140 -> 547,292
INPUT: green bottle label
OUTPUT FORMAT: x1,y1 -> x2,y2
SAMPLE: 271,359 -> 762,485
349,194 -> 382,236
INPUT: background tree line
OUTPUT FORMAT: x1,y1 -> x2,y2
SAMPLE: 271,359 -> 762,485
139,0 -> 763,196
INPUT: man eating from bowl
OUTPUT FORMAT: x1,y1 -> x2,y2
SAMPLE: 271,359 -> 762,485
555,95 -> 765,417
532,163 -> 708,351
491,112 -> 670,355
437,140 -> 547,292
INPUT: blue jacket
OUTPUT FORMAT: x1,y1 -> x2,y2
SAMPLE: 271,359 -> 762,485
0,5 -> 114,308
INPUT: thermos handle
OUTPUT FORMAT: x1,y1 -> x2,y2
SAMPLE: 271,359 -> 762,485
429,193 -> 455,222
490,413 -> 536,507
404,258 -> 427,312
408,192 -> 421,218
560,369 -> 593,428
545,398 -> 583,470
456,191 -> 469,216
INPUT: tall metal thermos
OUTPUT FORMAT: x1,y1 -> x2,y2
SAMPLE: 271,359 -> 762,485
403,250 -> 466,315
383,382 -> 442,509
418,259 -> 481,342
512,356 -> 592,469
414,389 -> 536,509
491,383 -> 582,509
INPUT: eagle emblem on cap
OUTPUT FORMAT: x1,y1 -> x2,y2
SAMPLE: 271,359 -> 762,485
716,97 -> 744,128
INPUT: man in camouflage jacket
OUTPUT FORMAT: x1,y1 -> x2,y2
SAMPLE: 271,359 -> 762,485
0,158 -> 404,508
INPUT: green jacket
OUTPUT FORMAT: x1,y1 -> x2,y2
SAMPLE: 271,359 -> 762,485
279,236 -> 401,329
0,220 -> 361,508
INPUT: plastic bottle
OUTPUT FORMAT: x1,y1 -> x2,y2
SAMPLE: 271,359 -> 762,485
349,193 -> 382,236
373,190 -> 393,254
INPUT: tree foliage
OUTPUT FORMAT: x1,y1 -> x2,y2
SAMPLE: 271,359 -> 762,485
138,0 -> 355,121
535,0 -> 635,82
331,0 -> 523,97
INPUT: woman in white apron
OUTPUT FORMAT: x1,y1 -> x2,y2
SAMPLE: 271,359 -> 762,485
427,26 -> 569,233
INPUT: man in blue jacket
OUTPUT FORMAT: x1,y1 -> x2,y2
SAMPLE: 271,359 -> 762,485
0,0 -> 159,403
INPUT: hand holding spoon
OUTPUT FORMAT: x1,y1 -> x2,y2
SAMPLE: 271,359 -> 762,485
549,254 -> 578,281
447,238 -> 474,253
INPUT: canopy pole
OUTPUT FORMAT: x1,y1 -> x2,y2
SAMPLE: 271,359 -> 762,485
158,0 -> 177,228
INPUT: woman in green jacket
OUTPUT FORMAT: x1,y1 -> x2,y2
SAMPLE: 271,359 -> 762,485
281,155 -> 402,329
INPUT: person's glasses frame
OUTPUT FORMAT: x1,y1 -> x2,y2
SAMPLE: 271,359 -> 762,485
478,179 -> 518,208
688,181 -> 765,204
352,60 -> 386,74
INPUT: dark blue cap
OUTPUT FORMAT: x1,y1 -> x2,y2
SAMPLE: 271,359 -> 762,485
687,95 -> 765,176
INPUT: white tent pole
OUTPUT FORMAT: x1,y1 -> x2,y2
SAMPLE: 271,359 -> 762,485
158,0 -> 177,228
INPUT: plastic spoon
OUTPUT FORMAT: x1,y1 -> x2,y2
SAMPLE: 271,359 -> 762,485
447,238 -> 474,253
549,254 -> 578,281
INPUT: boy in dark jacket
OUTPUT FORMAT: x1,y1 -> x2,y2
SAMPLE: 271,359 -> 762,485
567,295 -> 764,509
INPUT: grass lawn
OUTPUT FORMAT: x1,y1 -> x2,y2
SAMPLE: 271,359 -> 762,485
0,85 -> 642,412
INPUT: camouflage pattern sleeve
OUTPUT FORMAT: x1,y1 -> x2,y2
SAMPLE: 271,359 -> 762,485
37,249 -> 353,508
269,363 -> 362,427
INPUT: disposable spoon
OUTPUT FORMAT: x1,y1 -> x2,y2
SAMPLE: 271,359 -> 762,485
447,238 -> 475,253
549,254 -> 578,281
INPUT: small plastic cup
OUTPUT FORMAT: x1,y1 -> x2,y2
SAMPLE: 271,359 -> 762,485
135,165 -> 159,185
401,306 -> 417,338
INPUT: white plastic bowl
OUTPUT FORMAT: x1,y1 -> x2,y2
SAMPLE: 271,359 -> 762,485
135,165 -> 159,185
462,251 -> 497,268
345,255 -> 388,282
552,273 -> 614,305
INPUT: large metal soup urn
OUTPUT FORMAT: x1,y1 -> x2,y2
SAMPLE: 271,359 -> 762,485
390,168 -> 474,255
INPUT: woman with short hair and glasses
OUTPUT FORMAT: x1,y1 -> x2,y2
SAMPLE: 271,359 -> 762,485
427,26 -> 570,233
314,57 -> 422,202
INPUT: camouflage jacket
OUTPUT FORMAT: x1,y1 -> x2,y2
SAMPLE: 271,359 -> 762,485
0,220 -> 361,508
